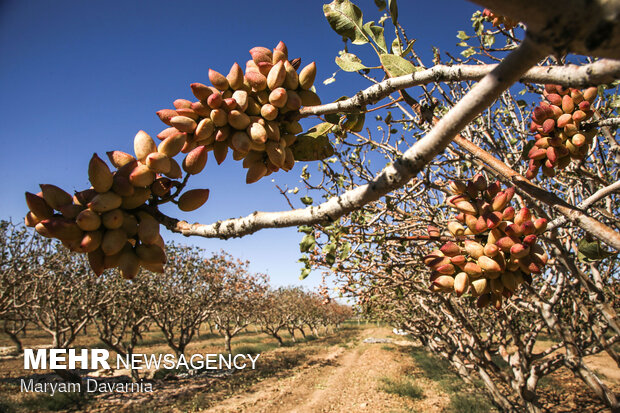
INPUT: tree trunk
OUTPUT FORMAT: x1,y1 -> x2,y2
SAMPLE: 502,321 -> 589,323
224,333 -> 232,353
6,331 -> 23,354
129,350 -> 140,382
298,327 -> 306,338
272,333 -> 284,346
176,343 -> 185,358
288,328 -> 296,342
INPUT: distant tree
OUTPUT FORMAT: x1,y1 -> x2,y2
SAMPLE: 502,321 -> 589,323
147,245 -> 223,357
0,221 -> 47,353
256,288 -> 295,346
93,274 -> 152,380
211,259 -> 267,353
26,246 -> 107,349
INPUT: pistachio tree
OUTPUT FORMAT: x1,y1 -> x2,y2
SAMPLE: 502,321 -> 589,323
21,0 -> 620,410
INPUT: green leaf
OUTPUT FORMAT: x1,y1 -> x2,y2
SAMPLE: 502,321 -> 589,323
521,139 -> 535,159
298,225 -> 313,234
400,39 -> 416,57
343,112 -> 366,132
323,243 -> 337,255
300,196 -> 314,205
432,46 -> 441,65
335,53 -> 369,72
301,165 -> 310,180
391,37 -> 402,55
577,239 -> 616,262
291,123 -> 336,161
456,30 -> 471,41
339,242 -> 351,259
471,10 -> 483,35
325,253 -> 336,266
299,268 -> 311,280
461,47 -> 476,58
388,0 -> 398,25
481,33 -> 495,48
323,0 -> 369,45
380,53 -> 417,77
374,0 -> 386,10
362,21 -> 388,53
325,113 -> 341,124
392,37 -> 415,57
299,234 -> 316,253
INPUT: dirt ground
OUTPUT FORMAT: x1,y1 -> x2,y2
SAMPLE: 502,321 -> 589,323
0,324 -> 618,412
203,327 -> 449,413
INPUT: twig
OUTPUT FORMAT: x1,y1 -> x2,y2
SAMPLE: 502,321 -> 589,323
275,185 -> 295,210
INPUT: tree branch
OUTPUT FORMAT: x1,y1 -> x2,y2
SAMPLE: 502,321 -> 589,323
590,117 -> 620,128
452,135 -> 620,250
299,59 -> 620,117
155,37 -> 546,239
471,0 -> 620,59
547,180 -> 620,230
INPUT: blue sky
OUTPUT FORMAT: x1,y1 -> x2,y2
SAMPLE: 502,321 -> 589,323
0,0 -> 480,290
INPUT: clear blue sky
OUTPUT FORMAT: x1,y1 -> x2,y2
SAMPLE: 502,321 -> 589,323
0,0 -> 479,290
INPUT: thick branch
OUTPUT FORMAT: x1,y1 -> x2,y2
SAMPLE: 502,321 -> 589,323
299,59 -> 620,117
592,117 -> 620,128
453,135 -> 620,250
156,38 -> 546,239
471,0 -> 620,59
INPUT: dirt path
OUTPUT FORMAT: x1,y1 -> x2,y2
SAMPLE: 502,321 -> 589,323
204,327 -> 449,413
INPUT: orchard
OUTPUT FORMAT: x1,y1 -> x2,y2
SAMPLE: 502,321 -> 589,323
11,0 -> 620,411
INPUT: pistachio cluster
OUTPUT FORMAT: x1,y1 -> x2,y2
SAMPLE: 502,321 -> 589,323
526,84 -> 598,179
25,41 -> 323,279
25,137 -> 210,279
423,174 -> 549,309
482,9 -> 518,30
155,41 -> 320,184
